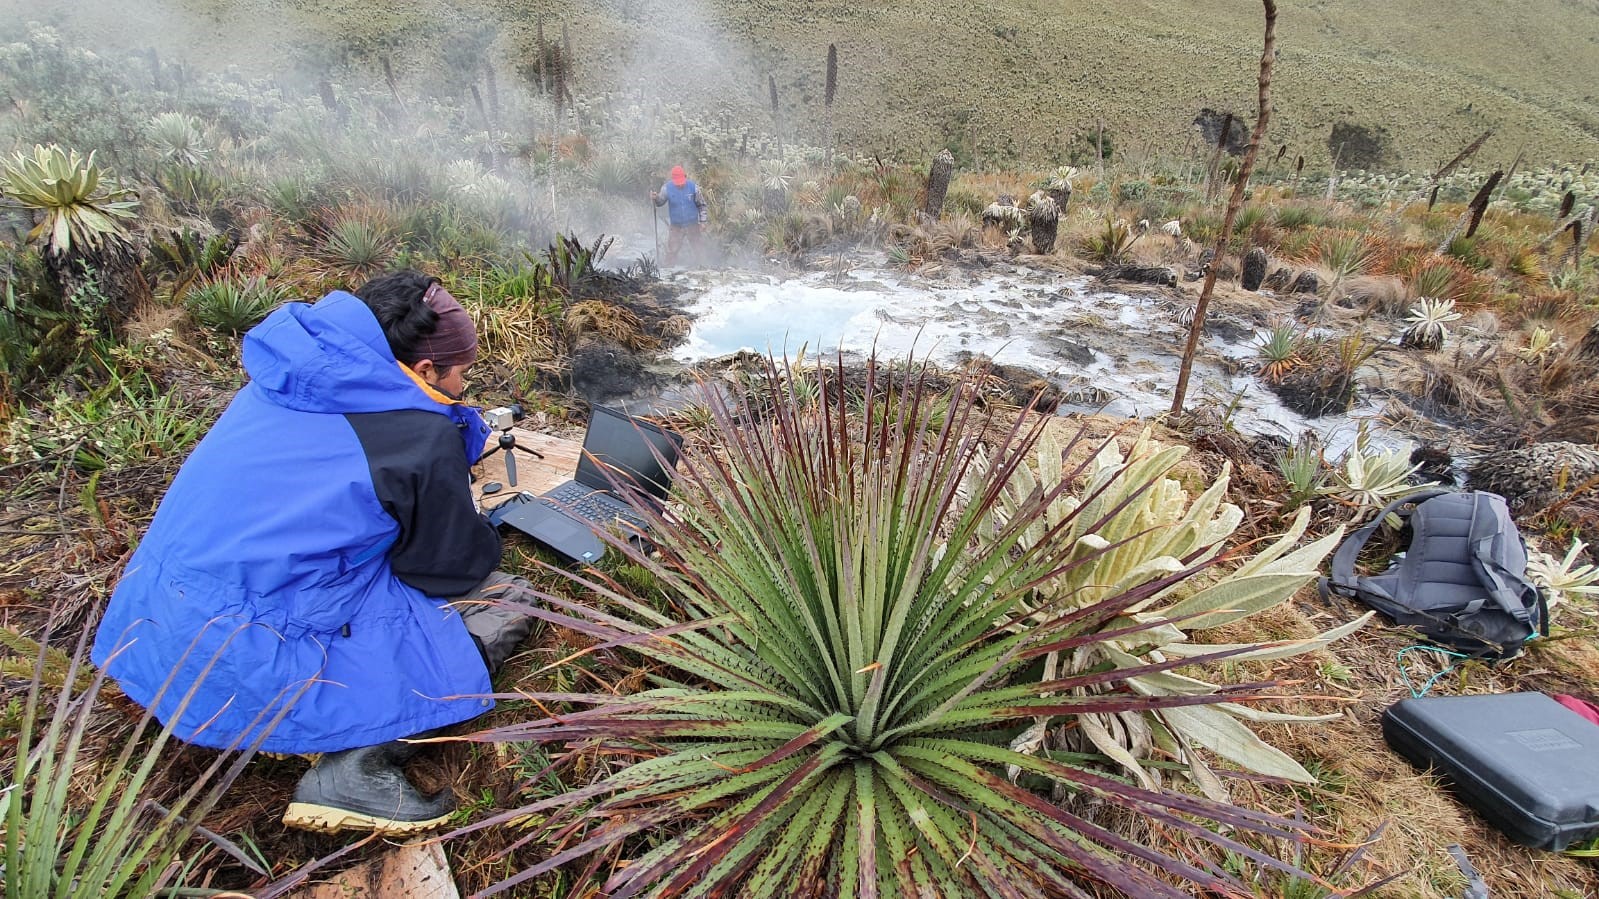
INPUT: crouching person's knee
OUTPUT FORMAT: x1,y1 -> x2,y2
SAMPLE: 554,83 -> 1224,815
453,572 -> 540,676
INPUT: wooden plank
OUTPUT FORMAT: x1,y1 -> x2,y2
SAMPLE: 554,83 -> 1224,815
295,840 -> 459,899
473,428 -> 582,508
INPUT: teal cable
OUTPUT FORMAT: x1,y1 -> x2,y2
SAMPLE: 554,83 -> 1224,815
1396,645 -> 1472,698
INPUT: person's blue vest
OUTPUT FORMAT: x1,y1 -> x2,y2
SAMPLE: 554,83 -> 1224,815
660,180 -> 701,226
91,292 -> 496,754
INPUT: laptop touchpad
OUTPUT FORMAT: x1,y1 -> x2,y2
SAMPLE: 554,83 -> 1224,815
531,511 -> 590,543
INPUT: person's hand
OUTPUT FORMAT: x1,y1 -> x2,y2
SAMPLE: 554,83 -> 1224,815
650,190 -> 658,200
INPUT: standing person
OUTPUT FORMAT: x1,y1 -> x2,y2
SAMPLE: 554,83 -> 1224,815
92,270 -> 537,836
651,164 -> 707,267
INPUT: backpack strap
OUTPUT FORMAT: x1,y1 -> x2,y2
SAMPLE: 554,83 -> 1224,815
1320,488 -> 1453,601
1466,493 -> 1528,623
1464,494 -> 1549,637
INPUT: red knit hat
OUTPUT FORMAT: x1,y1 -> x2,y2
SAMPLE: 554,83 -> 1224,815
413,282 -> 478,368
670,165 -> 687,186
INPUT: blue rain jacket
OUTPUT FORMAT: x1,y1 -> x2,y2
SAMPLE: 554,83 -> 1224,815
657,180 -> 704,226
92,291 -> 501,754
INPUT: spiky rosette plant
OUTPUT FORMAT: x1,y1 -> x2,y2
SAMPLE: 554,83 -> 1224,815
451,355 -> 1324,898
1255,322 -> 1302,383
1400,297 -> 1462,350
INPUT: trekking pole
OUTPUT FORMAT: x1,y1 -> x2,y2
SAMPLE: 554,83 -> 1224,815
651,194 -> 661,264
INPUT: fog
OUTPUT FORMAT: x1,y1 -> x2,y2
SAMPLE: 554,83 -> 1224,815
0,0 -> 785,255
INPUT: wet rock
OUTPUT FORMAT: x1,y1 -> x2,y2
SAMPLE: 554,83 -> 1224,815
843,280 -> 893,292
1289,270 -> 1320,295
1202,313 -> 1254,344
1263,266 -> 1292,293
1293,294 -> 1323,319
1241,247 -> 1269,291
1041,332 -> 1095,364
1092,263 -> 1178,287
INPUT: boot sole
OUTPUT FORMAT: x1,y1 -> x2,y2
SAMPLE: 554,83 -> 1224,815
281,802 -> 453,836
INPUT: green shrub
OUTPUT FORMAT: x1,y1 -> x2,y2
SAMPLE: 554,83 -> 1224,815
1407,259 -> 1462,301
1274,205 -> 1323,231
322,209 -> 400,277
1445,236 -> 1492,271
1276,434 -> 1328,509
943,185 -> 988,217
1081,215 -> 1136,263
264,173 -> 327,225
146,112 -> 209,166
1117,178 -> 1150,200
589,154 -> 650,196
1184,210 -> 1222,246
185,274 -> 290,335
1233,204 -> 1269,238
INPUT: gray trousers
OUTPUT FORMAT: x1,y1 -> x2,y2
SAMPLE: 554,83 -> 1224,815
450,571 -> 539,676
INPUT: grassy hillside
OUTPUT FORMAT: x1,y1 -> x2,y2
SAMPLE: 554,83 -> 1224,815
11,0 -> 1599,169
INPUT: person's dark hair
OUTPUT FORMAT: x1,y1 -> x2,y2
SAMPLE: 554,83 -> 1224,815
353,270 -> 439,364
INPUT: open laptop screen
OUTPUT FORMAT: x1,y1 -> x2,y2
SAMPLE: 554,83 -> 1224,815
574,406 -> 683,500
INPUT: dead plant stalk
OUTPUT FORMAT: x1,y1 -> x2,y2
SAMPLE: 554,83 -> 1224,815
1171,0 -> 1276,415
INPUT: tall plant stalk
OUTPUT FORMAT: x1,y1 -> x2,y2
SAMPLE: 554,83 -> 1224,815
770,74 -> 784,161
824,43 -> 838,165
1171,0 -> 1277,415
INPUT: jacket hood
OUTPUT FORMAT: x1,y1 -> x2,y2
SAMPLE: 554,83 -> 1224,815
242,291 -> 447,416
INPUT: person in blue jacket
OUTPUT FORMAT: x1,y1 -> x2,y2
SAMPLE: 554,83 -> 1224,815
651,164 -> 707,267
92,271 -> 535,835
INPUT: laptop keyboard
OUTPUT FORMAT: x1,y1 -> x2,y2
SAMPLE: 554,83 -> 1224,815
545,481 -> 650,530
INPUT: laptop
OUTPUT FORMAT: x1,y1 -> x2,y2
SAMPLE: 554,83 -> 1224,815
540,406 -> 683,533
490,496 -> 607,564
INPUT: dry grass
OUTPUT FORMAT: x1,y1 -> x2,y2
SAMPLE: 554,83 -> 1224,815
470,296 -> 564,385
564,299 -> 658,351
1345,274 -> 1408,316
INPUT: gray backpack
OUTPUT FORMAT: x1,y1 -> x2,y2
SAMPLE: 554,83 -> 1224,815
1320,490 -> 1548,660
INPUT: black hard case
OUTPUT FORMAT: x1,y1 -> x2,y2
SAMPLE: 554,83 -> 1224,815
1382,692 -> 1599,851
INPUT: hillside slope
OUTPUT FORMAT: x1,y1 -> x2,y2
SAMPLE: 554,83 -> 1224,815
11,0 -> 1599,169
